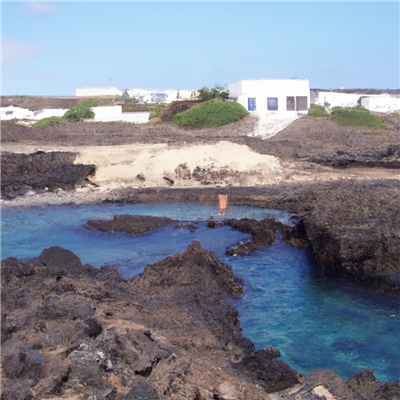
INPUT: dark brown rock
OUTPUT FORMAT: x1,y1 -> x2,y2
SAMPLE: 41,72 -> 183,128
1,244 -> 300,399
1,151 -> 95,199
87,215 -> 176,236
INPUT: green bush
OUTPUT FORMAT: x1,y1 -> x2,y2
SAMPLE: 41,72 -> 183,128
331,107 -> 388,129
308,104 -> 328,117
197,85 -> 229,101
149,103 -> 166,119
34,116 -> 63,128
172,100 -> 249,128
63,99 -> 100,122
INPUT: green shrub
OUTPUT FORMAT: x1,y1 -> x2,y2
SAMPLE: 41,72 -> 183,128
80,99 -> 101,108
308,104 -> 328,117
172,100 -> 249,128
149,103 -> 166,119
63,99 -> 100,122
197,85 -> 229,101
331,107 -> 388,129
34,116 -> 63,128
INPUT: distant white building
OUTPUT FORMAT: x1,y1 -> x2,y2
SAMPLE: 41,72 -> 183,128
315,92 -> 363,109
361,95 -> 400,113
92,106 -> 149,123
228,79 -> 310,114
126,88 -> 199,103
76,86 -> 123,97
315,92 -> 400,112
0,106 -> 68,120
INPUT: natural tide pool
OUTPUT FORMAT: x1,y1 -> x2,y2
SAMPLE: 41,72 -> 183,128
1,202 -> 399,382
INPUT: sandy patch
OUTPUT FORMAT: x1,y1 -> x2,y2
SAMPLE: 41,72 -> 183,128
250,114 -> 300,139
1,141 -> 283,189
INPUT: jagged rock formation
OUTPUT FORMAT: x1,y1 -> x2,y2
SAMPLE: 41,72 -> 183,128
86,215 -> 176,236
1,151 -> 95,200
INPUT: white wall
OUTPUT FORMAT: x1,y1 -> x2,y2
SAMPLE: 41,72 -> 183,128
361,95 -> 400,113
315,92 -> 362,109
0,106 -> 69,120
0,105 -> 149,124
76,86 -> 122,97
126,89 -> 199,104
228,79 -> 310,114
92,106 -> 149,123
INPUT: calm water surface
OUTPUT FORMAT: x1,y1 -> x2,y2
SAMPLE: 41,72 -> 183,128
1,202 -> 399,382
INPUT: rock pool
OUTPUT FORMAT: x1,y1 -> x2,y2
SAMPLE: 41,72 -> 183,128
1,202 -> 399,382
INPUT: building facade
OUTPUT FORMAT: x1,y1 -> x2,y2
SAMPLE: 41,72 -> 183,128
126,89 -> 199,104
76,86 -> 123,97
228,79 -> 310,114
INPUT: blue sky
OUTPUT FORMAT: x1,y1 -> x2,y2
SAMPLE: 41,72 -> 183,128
2,1 -> 399,95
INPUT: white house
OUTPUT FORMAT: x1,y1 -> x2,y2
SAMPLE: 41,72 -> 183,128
228,79 -> 310,114
0,106 -> 69,121
361,95 -> 400,113
76,86 -> 123,97
92,106 -> 149,123
126,88 -> 199,103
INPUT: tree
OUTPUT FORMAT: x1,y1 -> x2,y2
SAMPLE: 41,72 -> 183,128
197,84 -> 229,101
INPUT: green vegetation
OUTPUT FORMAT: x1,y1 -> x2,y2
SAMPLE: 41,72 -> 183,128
308,104 -> 328,117
34,116 -> 63,128
331,107 -> 388,129
149,103 -> 166,119
197,85 -> 229,101
172,100 -> 249,128
63,99 -> 101,122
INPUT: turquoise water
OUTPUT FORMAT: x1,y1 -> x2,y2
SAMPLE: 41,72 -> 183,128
1,202 -> 399,382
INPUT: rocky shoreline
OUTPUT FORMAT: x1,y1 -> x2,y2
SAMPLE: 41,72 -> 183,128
2,243 -> 399,400
88,179 -> 399,295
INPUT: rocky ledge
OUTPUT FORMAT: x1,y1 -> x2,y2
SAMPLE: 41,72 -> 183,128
2,244 -> 399,400
208,216 -> 308,256
86,215 -> 177,236
1,151 -> 95,200
107,179 -> 400,295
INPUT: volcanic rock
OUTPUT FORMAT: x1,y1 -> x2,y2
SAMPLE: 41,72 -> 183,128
86,215 -> 176,236
1,243 -> 299,399
1,151 -> 95,200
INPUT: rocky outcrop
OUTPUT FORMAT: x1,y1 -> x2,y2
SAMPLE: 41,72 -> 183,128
86,215 -> 176,235
304,144 -> 400,169
208,216 -> 308,256
1,151 -> 95,199
1,243 -> 300,399
105,179 -> 400,294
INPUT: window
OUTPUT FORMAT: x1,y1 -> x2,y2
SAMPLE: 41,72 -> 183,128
286,97 -> 295,111
248,98 -> 256,111
296,96 -> 308,111
267,97 -> 278,111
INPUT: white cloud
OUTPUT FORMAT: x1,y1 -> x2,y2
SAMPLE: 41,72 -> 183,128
26,2 -> 56,14
1,39 -> 42,64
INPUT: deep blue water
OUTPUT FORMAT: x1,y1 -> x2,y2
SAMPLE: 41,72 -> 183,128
1,202 -> 399,382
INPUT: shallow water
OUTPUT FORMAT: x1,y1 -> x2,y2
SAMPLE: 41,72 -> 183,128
1,202 -> 399,382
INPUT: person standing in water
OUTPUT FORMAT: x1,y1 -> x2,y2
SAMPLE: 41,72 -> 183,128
219,194 -> 228,215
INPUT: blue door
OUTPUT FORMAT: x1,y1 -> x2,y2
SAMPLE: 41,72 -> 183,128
248,98 -> 256,111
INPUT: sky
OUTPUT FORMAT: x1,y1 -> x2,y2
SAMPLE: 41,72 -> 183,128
1,1 -> 399,96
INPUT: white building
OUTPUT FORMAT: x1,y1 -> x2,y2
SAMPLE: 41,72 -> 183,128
92,106 -> 149,123
76,86 -> 123,97
315,92 -> 363,109
0,106 -> 69,121
126,88 -> 199,103
228,79 -> 310,114
360,95 -> 400,113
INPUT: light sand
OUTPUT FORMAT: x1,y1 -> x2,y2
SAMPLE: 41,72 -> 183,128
2,141 -> 398,208
2,141 -> 283,189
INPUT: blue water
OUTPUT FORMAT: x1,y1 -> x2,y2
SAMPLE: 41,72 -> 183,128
1,202 -> 399,382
